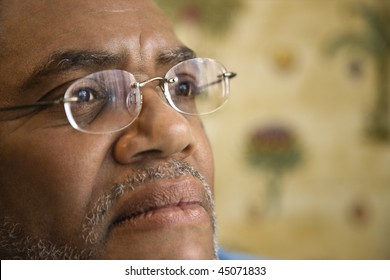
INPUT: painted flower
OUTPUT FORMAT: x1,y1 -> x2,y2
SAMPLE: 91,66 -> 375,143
246,125 -> 302,172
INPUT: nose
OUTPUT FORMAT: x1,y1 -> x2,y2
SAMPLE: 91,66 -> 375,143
113,86 -> 197,164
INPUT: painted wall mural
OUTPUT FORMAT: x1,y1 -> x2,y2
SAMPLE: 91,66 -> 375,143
155,0 -> 390,259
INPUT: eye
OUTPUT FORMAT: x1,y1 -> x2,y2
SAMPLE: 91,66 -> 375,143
66,76 -> 109,104
176,81 -> 193,96
76,88 -> 96,102
173,73 -> 201,97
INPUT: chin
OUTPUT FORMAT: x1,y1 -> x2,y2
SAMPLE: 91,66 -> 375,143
99,241 -> 216,260
98,221 -> 215,260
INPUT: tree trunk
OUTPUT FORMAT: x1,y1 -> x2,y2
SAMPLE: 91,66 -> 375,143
368,54 -> 390,140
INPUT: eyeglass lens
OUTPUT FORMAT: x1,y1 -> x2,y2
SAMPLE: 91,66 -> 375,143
64,58 -> 230,134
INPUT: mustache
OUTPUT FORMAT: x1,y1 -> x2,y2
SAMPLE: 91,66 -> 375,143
82,159 -> 216,247
0,160 -> 216,260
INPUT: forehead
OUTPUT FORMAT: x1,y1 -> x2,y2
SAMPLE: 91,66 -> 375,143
2,0 -> 174,48
1,0 -> 170,28
0,0 -> 180,102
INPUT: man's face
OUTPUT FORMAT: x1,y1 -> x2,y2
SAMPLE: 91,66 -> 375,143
0,0 -> 215,259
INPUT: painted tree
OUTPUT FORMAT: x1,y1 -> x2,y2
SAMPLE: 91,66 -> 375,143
328,0 -> 390,140
246,125 -> 302,215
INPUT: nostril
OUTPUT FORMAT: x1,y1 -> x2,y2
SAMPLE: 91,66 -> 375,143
181,143 -> 196,158
133,149 -> 163,160
131,143 -> 195,162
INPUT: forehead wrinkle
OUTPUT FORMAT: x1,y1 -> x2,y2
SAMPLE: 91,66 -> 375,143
21,49 -> 127,92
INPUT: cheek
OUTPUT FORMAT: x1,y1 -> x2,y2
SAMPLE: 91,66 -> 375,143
0,130 -> 108,240
191,120 -> 215,191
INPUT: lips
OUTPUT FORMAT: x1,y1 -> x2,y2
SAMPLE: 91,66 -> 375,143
108,176 -> 211,231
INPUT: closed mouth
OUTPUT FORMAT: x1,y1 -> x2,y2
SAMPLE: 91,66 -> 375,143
112,201 -> 203,226
108,177 -> 210,231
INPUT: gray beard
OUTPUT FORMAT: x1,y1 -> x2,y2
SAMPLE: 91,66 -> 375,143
0,160 -> 218,259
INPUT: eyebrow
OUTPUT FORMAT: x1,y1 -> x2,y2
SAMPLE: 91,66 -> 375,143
157,46 -> 196,66
21,50 -> 124,91
21,46 -> 196,92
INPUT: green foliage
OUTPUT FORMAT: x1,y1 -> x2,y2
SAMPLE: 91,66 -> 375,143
327,0 -> 390,141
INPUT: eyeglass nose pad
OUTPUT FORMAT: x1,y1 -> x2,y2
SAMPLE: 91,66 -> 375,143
156,83 -> 168,102
126,87 -> 143,115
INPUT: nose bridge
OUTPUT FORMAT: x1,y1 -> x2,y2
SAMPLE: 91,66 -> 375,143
113,80 -> 197,164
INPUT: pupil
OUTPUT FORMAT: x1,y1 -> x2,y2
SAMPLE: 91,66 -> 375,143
77,89 -> 90,102
178,82 -> 190,95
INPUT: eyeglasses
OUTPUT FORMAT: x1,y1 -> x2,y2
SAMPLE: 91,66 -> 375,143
0,58 -> 236,134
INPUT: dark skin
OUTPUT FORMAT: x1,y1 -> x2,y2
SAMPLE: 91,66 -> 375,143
0,0 -> 215,259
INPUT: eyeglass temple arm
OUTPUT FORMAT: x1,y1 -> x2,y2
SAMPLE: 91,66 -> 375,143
0,97 -> 79,112
196,72 -> 237,90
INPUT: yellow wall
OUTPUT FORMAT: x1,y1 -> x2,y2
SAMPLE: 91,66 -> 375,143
157,0 -> 390,259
